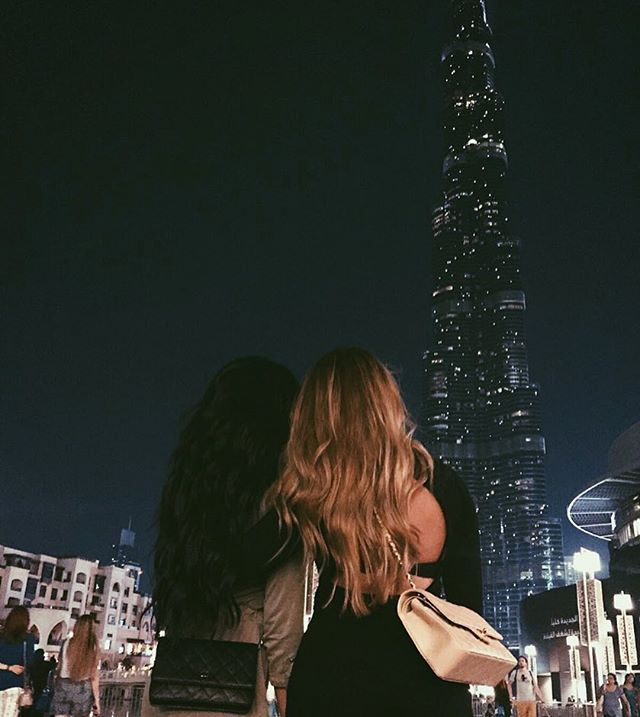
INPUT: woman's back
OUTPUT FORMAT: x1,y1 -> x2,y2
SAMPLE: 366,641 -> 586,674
284,461 -> 481,717
266,348 -> 483,717
0,635 -> 34,691
149,357 -> 304,717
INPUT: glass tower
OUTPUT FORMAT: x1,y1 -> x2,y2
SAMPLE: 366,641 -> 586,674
422,0 -> 565,650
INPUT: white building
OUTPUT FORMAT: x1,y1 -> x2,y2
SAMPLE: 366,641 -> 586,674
0,544 -> 154,664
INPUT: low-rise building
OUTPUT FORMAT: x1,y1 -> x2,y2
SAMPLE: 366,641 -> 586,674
0,543 -> 153,664
516,422 -> 640,705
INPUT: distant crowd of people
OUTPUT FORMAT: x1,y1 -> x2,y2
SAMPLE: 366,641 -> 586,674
0,606 -> 100,717
478,662 -> 640,717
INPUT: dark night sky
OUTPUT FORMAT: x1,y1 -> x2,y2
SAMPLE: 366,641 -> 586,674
2,2 -> 638,583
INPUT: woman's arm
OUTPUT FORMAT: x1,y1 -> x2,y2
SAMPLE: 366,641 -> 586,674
261,547 -> 306,717
437,464 -> 483,613
621,692 -> 630,716
0,662 -> 24,675
237,509 -> 300,580
275,688 -> 287,716
506,674 -> 514,702
91,664 -> 100,716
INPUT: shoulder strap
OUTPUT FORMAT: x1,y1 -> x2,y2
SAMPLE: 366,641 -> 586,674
374,509 -> 416,590
23,641 -> 29,687
509,667 -> 519,696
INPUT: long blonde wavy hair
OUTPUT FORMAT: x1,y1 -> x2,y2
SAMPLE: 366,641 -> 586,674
66,615 -> 99,681
269,347 -> 433,615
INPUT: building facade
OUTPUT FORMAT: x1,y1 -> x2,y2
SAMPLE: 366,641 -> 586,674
0,544 -> 153,664
422,0 -> 565,650
568,421 -> 640,578
520,575 -> 640,704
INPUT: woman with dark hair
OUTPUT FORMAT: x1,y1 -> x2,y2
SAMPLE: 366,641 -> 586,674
599,673 -> 631,717
623,674 -> 639,717
28,649 -> 53,717
0,607 -> 35,717
149,357 -> 305,717
494,679 -> 511,717
247,347 -> 483,717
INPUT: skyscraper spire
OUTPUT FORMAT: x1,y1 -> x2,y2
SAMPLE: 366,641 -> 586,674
423,0 -> 565,650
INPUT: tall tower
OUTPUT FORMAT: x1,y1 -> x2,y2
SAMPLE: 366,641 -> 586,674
111,518 -> 139,567
422,0 -> 565,650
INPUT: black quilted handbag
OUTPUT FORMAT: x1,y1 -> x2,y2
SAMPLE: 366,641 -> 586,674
149,637 -> 259,714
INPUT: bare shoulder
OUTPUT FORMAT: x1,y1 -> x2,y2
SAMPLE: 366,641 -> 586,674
408,485 -> 446,563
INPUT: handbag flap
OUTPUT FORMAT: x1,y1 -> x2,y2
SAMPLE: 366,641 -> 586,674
150,637 -> 259,713
400,589 -> 504,642
152,637 -> 258,689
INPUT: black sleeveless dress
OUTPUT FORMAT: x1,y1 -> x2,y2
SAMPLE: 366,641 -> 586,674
242,461 -> 482,717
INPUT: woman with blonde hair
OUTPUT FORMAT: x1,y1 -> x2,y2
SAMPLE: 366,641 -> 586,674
51,615 -> 100,717
245,347 -> 482,716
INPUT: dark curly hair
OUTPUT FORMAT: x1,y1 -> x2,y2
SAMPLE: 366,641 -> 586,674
153,357 -> 298,634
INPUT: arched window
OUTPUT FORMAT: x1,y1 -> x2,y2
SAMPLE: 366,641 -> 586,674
47,621 -> 66,646
73,591 -> 83,603
76,573 -> 87,584
10,579 -> 23,591
112,582 -> 120,593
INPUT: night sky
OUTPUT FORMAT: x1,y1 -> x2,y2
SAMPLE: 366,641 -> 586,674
2,2 -> 638,583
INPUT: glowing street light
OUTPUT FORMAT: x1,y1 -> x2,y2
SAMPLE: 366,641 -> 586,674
573,548 -> 600,576
525,644 -> 538,678
573,548 -> 601,703
614,592 -> 633,613
614,592 -> 637,673
566,635 -> 581,702
603,619 -> 617,675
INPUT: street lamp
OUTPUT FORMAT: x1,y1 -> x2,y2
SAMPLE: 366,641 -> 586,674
614,592 -> 637,673
567,635 -> 581,703
604,619 -> 617,676
573,548 -> 601,703
525,644 -> 538,678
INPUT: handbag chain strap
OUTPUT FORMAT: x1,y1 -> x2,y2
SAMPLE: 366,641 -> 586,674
373,509 -> 416,590
23,640 -> 28,689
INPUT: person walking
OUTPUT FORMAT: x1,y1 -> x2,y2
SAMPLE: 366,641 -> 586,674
50,615 -> 100,717
150,357 -> 305,717
494,679 -> 512,717
506,655 -> 544,717
246,347 -> 483,716
27,650 -> 54,717
623,674 -> 639,717
0,606 -> 36,717
599,673 -> 631,717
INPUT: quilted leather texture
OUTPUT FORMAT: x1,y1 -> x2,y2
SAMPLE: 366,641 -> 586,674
397,588 -> 516,686
149,637 -> 258,714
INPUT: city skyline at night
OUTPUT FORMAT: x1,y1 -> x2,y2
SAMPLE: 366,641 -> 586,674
422,0 -> 565,650
2,3 -> 638,582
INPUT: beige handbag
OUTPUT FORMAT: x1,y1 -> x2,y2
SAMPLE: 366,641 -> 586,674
377,512 -> 517,686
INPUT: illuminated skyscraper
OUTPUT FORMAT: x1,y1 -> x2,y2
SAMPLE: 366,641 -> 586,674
422,0 -> 565,650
